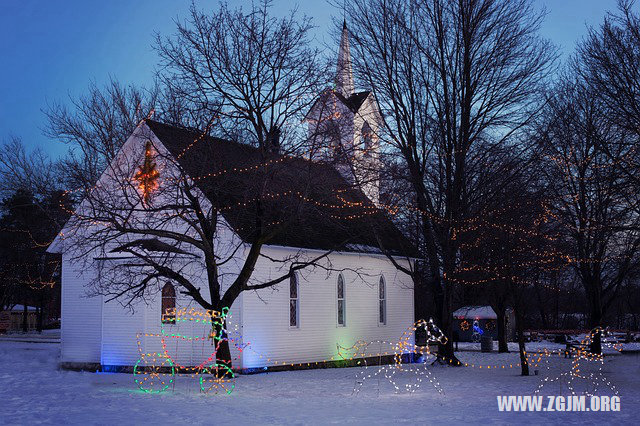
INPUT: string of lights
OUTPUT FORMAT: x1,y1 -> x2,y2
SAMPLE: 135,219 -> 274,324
130,306 -> 626,399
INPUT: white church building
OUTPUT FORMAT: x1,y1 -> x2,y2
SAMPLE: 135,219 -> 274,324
48,24 -> 416,372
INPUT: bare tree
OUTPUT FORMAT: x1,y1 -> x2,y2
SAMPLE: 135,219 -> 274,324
537,66 -> 640,353
580,1 -> 640,186
0,189 -> 70,330
340,0 -> 556,362
44,79 -> 158,191
155,0 -> 327,156
0,137 -> 61,201
0,138 -> 71,326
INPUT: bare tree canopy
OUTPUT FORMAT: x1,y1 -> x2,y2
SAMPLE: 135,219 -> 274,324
44,79 -> 158,191
537,58 -> 640,352
580,0 -> 640,199
155,0 -> 328,156
340,0 -> 557,362
0,136 -> 61,200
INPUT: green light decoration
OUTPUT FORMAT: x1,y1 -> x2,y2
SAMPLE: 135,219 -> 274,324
200,362 -> 236,395
133,352 -> 175,394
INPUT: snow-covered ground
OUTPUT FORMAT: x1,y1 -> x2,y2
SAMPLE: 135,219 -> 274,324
0,340 -> 638,425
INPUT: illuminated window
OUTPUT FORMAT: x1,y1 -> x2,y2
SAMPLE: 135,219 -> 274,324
289,273 -> 299,327
378,276 -> 386,325
161,283 -> 176,324
337,274 -> 346,326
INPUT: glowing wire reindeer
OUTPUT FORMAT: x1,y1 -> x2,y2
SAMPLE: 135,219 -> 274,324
338,318 -> 448,396
535,327 -> 622,397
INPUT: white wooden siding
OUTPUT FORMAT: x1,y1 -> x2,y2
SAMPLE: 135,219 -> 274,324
60,254 -> 102,363
97,265 -> 244,369
61,243 -> 412,369
100,298 -> 143,366
241,246 -> 414,369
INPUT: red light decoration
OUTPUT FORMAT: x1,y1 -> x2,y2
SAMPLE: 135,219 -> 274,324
134,141 -> 160,205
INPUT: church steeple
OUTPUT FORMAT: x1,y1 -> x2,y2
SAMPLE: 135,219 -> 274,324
335,20 -> 354,98
306,19 -> 382,206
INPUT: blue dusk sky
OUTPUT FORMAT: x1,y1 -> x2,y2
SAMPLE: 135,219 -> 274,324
0,0 -> 620,157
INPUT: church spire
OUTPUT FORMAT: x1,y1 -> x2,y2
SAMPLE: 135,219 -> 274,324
335,20 -> 354,98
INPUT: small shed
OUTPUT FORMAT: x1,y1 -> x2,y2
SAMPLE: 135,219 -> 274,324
453,306 -> 514,342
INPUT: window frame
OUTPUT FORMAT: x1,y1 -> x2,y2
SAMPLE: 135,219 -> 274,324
161,283 -> 176,324
378,276 -> 387,325
337,273 -> 346,327
289,272 -> 300,328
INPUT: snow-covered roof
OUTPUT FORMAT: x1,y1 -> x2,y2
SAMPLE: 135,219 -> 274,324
344,244 -> 383,254
453,306 -> 497,320
5,305 -> 38,312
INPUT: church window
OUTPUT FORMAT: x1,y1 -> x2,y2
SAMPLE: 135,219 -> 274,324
337,274 -> 346,326
289,273 -> 299,327
361,122 -> 373,156
378,276 -> 386,325
161,283 -> 176,324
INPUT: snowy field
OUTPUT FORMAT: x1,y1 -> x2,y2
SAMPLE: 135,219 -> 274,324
0,339 -> 638,425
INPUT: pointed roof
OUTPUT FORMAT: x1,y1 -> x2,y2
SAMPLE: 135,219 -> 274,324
335,20 -> 354,98
49,120 -> 415,257
143,120 -> 416,257
334,90 -> 371,113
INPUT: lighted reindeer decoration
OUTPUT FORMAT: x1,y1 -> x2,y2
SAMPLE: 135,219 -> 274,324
338,318 -> 448,396
535,327 -> 622,397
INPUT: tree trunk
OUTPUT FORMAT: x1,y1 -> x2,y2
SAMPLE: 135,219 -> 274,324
514,306 -> 529,376
212,314 -> 233,376
432,285 -> 453,361
414,266 -> 434,322
37,292 -> 44,333
496,305 -> 509,353
586,283 -> 603,354
22,299 -> 28,333
440,266 -> 461,365
533,283 -> 549,329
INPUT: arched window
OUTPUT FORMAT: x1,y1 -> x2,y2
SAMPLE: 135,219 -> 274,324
289,273 -> 299,328
161,283 -> 176,324
378,276 -> 386,325
361,122 -> 373,156
337,274 -> 346,326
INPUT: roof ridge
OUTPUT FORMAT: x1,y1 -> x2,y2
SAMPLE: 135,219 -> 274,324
145,119 -> 347,170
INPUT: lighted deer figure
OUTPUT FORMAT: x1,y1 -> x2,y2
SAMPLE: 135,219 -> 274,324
535,327 -> 621,397
338,318 -> 448,396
